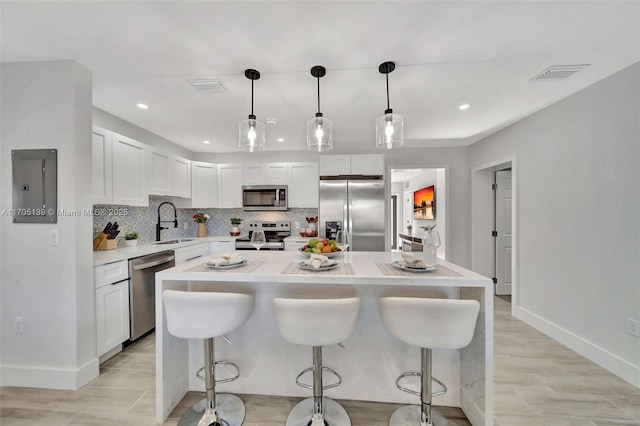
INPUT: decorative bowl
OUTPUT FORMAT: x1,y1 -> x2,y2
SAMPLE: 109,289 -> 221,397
298,247 -> 342,258
230,232 -> 241,236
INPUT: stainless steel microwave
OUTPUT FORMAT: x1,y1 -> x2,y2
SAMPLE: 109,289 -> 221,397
242,185 -> 288,211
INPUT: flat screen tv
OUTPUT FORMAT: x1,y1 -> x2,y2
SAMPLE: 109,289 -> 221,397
413,185 -> 435,220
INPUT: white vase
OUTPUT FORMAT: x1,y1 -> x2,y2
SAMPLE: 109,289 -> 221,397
232,226 -> 239,233
124,239 -> 138,247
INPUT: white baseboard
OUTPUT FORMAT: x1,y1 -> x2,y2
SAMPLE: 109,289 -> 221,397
514,306 -> 640,388
0,357 -> 99,390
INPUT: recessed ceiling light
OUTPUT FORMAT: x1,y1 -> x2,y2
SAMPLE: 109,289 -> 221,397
203,140 -> 210,144
277,138 -> 284,142
137,103 -> 149,109
458,104 -> 470,110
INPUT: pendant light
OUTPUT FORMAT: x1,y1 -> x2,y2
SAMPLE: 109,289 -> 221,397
239,69 -> 266,152
375,61 -> 404,149
306,66 -> 333,152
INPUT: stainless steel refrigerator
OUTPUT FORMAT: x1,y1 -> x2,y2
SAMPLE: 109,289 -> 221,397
319,178 -> 385,251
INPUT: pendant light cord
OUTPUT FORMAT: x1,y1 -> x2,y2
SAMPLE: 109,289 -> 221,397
317,76 -> 321,114
386,73 -> 390,111
251,79 -> 254,116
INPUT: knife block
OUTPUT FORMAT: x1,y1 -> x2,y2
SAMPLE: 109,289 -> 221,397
93,233 -> 118,251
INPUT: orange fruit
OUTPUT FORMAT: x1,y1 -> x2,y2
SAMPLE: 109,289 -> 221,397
321,246 -> 332,253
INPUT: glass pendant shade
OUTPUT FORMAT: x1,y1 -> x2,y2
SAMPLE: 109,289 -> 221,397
239,116 -> 266,152
306,114 -> 333,151
375,111 -> 404,149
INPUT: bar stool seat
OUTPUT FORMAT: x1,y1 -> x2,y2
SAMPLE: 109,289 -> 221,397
380,297 -> 480,426
163,290 -> 254,426
274,297 -> 360,426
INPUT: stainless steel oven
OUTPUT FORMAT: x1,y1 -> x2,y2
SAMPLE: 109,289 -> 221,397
235,221 -> 290,251
242,185 -> 288,211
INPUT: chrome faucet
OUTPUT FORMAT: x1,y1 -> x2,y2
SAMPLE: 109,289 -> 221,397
156,201 -> 178,241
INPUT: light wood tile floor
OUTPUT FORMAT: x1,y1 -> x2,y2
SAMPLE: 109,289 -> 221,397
1,296 -> 638,425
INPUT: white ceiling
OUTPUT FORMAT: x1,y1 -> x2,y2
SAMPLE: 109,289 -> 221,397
2,1 -> 638,153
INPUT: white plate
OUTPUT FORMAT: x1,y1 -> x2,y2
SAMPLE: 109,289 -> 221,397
298,261 -> 340,271
298,248 -> 342,258
206,259 -> 248,269
392,260 -> 436,272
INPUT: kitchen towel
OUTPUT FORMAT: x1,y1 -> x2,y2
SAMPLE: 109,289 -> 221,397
281,262 -> 355,275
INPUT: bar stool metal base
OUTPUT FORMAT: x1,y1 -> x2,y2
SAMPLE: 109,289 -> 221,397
286,397 -> 351,426
389,405 -> 449,426
178,394 -> 245,426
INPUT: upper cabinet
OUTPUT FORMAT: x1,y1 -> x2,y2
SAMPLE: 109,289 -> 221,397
92,126 -> 113,205
244,163 -> 289,185
319,154 -> 385,176
191,161 -> 218,208
148,149 -> 170,196
111,133 -> 147,206
218,163 -> 243,208
171,156 -> 191,198
288,163 -> 319,208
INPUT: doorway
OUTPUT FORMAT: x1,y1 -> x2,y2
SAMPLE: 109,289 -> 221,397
472,158 -> 517,304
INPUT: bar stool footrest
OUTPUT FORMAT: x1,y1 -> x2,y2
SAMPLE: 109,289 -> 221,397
395,372 -> 447,397
295,366 -> 342,390
196,360 -> 241,384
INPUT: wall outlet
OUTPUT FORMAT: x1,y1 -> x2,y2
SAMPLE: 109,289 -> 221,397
627,318 -> 640,337
183,222 -> 188,230
15,317 -> 23,333
49,230 -> 58,246
293,221 -> 300,229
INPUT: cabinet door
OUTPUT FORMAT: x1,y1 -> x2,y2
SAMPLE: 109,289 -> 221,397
350,154 -> 385,176
285,241 -> 307,251
192,162 -> 218,208
266,163 -> 289,184
244,164 -> 265,185
112,133 -> 147,206
171,156 -> 191,198
92,126 -> 113,204
319,155 -> 350,176
148,150 -> 170,196
289,163 -> 319,208
218,164 -> 243,208
96,280 -> 130,357
211,240 -> 235,254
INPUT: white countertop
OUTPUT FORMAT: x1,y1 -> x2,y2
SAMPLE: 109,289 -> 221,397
284,235 -> 312,242
157,250 -> 490,287
93,235 -> 245,266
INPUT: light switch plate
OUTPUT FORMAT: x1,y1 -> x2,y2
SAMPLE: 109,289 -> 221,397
50,230 -> 58,246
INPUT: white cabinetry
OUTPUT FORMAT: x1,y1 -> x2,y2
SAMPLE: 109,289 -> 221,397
171,156 -> 191,198
285,238 -> 309,251
175,243 -> 209,264
319,154 -> 384,176
112,133 -> 147,206
148,149 -> 170,196
94,260 -> 130,357
209,239 -> 236,254
266,163 -> 289,184
244,164 -> 266,185
191,162 -> 218,208
218,164 -> 243,208
92,126 -> 113,204
288,162 -> 319,208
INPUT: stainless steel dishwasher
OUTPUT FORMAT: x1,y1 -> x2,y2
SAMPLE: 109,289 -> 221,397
128,250 -> 175,341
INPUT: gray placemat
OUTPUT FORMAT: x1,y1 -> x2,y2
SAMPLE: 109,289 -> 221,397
186,260 -> 263,273
281,262 -> 355,275
375,262 -> 462,277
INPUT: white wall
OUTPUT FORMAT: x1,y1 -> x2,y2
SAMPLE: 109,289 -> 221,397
0,61 -> 97,389
470,62 -> 640,386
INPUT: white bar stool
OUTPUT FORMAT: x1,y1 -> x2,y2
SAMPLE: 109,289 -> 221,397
163,290 -> 254,426
273,297 -> 361,426
379,297 -> 480,426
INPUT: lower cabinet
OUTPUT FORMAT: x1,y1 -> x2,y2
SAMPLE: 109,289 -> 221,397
175,243 -> 209,264
96,280 -> 130,357
210,240 -> 236,254
285,239 -> 309,251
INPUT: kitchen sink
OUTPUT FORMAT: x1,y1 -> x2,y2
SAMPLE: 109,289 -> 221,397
154,238 -> 196,245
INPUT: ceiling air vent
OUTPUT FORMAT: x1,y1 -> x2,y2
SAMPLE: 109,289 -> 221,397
531,64 -> 591,81
188,79 -> 226,93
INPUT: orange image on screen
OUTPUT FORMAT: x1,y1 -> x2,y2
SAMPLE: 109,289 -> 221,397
413,185 -> 435,220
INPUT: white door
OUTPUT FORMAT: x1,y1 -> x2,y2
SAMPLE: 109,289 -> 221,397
495,170 -> 513,295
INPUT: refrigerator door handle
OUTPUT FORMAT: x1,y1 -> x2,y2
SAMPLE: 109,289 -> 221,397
348,199 -> 353,237
343,199 -> 348,233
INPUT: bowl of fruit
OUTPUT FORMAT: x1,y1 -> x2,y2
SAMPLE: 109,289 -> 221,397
299,238 -> 342,258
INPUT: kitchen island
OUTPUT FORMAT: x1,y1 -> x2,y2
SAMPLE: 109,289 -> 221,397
155,251 -> 493,425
